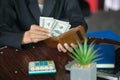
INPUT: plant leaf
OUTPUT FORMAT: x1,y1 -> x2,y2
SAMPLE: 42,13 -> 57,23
68,38 -> 101,66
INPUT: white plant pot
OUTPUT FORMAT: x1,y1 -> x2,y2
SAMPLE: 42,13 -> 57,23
65,61 -> 97,80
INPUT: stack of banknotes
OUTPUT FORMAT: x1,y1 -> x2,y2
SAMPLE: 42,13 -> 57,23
39,17 -> 71,37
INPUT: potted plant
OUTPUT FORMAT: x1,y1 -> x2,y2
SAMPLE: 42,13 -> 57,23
65,38 -> 101,80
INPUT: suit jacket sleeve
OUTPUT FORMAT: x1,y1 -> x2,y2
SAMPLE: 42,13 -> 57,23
64,0 -> 88,31
0,0 -> 31,49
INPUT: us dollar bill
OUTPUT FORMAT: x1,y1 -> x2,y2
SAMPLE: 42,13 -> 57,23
39,17 -> 45,27
51,20 -> 71,37
39,16 -> 71,37
39,17 -> 55,30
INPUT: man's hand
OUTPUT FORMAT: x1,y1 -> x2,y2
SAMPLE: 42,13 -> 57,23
57,43 -> 76,53
22,24 -> 51,44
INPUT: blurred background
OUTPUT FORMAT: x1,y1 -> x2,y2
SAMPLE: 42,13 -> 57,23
79,0 -> 120,36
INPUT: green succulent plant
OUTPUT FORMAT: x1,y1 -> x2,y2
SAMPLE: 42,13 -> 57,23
68,38 -> 101,68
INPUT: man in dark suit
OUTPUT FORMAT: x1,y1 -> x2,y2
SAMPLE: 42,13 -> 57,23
0,0 -> 88,52
78,0 -> 91,17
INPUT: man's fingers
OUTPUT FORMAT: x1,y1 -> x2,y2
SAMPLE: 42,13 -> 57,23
30,27 -> 50,37
57,43 -> 67,53
57,43 -> 77,53
70,43 -> 77,48
31,35 -> 49,40
29,24 -> 51,43
64,43 -> 73,52
57,43 -> 62,52
31,24 -> 50,33
30,30 -> 50,37
30,34 -> 50,43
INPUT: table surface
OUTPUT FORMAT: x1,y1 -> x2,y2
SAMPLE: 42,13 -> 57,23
0,42 -> 107,80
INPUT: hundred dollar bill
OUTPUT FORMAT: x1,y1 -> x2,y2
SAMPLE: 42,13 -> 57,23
39,17 -> 56,30
51,20 -> 70,37
39,17 -> 45,27
39,17 -> 71,37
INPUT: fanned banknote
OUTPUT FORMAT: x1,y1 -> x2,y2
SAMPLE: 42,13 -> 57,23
39,17 -> 71,37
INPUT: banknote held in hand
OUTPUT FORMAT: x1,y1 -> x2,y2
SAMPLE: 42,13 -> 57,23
39,17 -> 86,48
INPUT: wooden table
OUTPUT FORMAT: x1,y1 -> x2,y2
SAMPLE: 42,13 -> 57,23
0,42 -> 107,80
